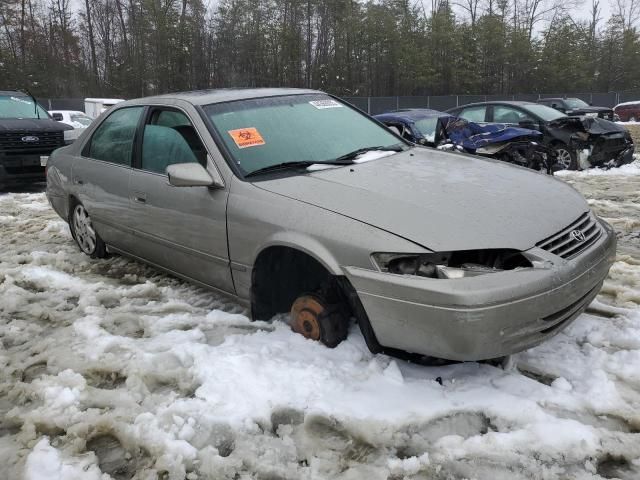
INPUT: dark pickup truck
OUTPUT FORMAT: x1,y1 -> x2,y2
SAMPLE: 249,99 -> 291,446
536,97 -> 616,121
0,91 -> 72,189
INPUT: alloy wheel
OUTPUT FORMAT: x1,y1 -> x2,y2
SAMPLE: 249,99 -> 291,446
72,204 -> 97,255
555,148 -> 573,170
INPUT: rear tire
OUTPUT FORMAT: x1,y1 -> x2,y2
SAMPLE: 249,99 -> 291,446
290,293 -> 349,348
70,202 -> 107,258
553,144 -> 577,170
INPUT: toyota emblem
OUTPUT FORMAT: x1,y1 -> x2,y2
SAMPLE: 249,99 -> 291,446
21,136 -> 39,142
570,230 -> 586,242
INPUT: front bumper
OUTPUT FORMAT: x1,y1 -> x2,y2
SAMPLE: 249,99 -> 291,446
343,220 -> 617,361
0,162 -> 45,189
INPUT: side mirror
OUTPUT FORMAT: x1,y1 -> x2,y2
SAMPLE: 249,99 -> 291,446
52,113 -> 63,121
167,163 -> 216,187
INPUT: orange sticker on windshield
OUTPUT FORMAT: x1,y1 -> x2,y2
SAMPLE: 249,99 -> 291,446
228,127 -> 265,149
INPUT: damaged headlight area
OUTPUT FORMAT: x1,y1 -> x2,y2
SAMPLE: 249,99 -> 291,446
371,249 -> 533,279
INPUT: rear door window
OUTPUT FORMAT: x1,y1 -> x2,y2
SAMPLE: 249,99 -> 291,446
458,105 -> 487,123
88,107 -> 143,166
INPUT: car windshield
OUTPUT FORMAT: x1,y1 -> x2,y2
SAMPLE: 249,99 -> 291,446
413,117 -> 440,142
565,98 -> 590,109
523,104 -> 566,121
0,95 -> 49,119
70,113 -> 92,127
204,94 -> 405,176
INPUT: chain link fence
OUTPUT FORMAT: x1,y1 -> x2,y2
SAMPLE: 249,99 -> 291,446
36,91 -> 640,115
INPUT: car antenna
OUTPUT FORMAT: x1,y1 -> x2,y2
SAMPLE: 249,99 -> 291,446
23,88 -> 41,119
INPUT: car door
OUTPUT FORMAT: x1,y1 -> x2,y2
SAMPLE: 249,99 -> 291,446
127,105 -> 234,294
73,106 -> 144,252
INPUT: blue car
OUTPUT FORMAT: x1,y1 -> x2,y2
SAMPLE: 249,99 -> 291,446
374,109 -> 558,173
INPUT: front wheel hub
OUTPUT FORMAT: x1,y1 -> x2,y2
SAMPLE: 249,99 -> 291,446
290,295 -> 325,341
290,293 -> 349,348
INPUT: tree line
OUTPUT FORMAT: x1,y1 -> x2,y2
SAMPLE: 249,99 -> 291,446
1,0 -> 640,99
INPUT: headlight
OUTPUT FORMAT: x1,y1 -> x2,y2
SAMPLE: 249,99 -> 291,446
371,250 -> 532,279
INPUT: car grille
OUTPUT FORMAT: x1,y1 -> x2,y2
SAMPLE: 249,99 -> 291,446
0,131 -> 64,152
536,212 -> 602,259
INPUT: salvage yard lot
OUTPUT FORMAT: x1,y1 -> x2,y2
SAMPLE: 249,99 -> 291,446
1,163 -> 640,479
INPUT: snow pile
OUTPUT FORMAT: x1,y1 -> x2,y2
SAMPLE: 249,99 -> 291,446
1,187 -> 639,479
556,157 -> 640,177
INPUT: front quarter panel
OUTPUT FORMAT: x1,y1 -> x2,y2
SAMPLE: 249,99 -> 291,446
226,176 -> 429,300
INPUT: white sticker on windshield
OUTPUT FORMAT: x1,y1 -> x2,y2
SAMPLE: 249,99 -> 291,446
309,99 -> 343,109
11,96 -> 32,105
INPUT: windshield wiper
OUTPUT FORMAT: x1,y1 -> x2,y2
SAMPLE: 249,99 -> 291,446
244,159 -> 353,178
24,88 -> 40,119
333,144 -> 404,163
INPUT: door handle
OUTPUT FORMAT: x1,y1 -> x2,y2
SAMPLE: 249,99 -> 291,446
133,192 -> 147,204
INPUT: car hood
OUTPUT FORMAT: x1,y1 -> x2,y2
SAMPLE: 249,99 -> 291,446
0,118 -> 72,132
254,148 -> 589,252
566,106 -> 612,114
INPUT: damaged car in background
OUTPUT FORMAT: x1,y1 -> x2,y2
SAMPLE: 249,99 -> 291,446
448,101 -> 634,170
46,88 -> 616,362
375,109 -> 558,173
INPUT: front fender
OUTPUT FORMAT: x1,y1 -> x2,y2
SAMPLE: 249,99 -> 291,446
227,178 -> 429,301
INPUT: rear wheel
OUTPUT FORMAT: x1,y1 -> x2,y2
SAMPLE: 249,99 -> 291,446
290,293 -> 349,348
553,144 -> 577,170
70,203 -> 107,258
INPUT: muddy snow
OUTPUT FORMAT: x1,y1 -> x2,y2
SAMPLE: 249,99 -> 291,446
1,163 -> 640,479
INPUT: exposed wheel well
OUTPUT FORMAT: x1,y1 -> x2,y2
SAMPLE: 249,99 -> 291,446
250,246 -> 335,321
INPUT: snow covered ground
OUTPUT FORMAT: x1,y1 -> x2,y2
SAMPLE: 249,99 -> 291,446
1,165 -> 639,480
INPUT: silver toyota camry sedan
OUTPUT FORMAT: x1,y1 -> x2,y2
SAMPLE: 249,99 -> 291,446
45,89 -> 617,361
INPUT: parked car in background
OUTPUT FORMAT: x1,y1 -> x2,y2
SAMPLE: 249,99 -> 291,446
49,110 -> 93,142
49,110 -> 93,129
46,88 -> 616,361
536,97 -> 616,121
613,101 -> 640,122
375,109 -> 557,173
447,101 -> 634,170
0,90 -> 73,189
84,98 -> 124,119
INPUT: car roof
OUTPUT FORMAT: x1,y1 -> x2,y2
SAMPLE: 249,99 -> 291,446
537,98 -> 571,101
0,90 -> 27,96
125,88 -> 321,106
375,109 -> 448,122
451,100 -> 536,109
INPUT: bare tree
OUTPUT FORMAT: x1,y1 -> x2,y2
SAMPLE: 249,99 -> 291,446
615,0 -> 640,30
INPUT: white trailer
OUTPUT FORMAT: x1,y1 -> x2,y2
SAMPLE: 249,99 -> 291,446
84,98 -> 124,119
